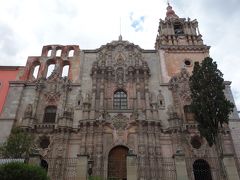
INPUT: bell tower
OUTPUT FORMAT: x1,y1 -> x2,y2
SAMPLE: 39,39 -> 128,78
155,3 -> 210,82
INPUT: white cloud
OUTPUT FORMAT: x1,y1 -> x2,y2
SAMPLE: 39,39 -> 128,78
0,0 -> 239,111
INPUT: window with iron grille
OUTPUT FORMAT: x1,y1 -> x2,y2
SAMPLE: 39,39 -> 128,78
43,106 -> 57,123
113,90 -> 127,109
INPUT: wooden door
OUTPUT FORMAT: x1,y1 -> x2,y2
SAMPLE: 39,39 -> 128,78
108,146 -> 128,180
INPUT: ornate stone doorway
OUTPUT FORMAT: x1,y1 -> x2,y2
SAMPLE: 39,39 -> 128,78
193,159 -> 212,180
108,146 -> 128,180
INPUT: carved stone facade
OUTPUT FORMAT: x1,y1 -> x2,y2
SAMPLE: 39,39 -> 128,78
0,4 -> 239,180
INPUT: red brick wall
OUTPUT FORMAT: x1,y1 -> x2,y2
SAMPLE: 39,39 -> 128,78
0,67 -> 20,113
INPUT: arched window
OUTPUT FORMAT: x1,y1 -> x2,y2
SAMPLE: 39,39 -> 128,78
62,64 -> 70,77
47,49 -> 52,57
113,90 -> 127,109
32,64 -> 40,79
43,106 -> 57,123
56,49 -> 62,57
174,22 -> 184,35
46,64 -> 55,78
193,159 -> 212,180
68,49 -> 74,57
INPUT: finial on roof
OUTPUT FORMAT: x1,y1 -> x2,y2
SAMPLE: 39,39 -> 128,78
165,2 -> 179,20
119,34 -> 122,41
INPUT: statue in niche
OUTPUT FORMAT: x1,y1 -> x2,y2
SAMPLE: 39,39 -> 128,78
24,104 -> 33,117
116,54 -> 124,65
157,90 -> 165,108
76,90 -> 83,108
84,91 -> 92,104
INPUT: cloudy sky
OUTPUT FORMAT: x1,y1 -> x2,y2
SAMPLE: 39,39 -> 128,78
0,0 -> 240,111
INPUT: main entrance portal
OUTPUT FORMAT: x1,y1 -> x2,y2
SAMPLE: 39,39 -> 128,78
108,146 -> 128,180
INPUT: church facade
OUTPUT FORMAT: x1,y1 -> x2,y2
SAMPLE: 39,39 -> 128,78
0,4 -> 239,180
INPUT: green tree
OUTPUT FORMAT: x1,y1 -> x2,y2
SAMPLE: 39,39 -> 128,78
189,57 -> 234,147
0,127 -> 34,158
0,162 -> 49,180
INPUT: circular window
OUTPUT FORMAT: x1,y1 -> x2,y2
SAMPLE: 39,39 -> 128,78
40,137 -> 50,149
184,59 -> 192,66
190,136 -> 202,149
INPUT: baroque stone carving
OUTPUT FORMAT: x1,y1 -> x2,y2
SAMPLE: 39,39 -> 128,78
44,92 -> 61,104
112,114 -> 128,130
169,68 -> 192,113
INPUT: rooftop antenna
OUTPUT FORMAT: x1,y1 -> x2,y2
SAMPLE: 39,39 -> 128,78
119,17 -> 122,41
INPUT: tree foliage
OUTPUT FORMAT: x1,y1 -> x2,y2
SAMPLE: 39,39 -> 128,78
0,162 -> 49,180
189,57 -> 234,146
0,127 -> 34,158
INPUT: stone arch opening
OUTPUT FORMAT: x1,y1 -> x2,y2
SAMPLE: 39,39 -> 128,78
62,61 -> 70,77
108,146 -> 128,180
193,159 -> 212,180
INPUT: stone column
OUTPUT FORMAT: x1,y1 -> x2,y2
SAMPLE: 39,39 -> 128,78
79,123 -> 86,154
136,70 -> 141,110
174,153 -> 189,180
138,122 -> 146,179
90,90 -> 96,119
144,71 -> 151,120
94,123 -> 103,176
223,154 -> 240,180
76,155 -> 88,180
127,154 -> 138,180
99,71 -> 105,110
